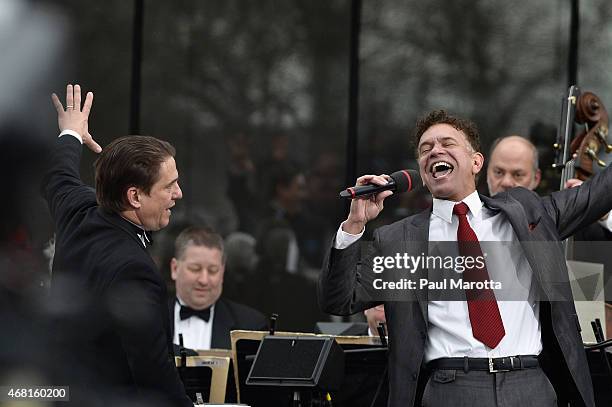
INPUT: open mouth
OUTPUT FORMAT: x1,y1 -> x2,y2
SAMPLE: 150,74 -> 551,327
430,161 -> 454,179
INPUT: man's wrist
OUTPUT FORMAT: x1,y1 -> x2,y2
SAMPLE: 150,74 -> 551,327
335,221 -> 364,249
342,219 -> 366,235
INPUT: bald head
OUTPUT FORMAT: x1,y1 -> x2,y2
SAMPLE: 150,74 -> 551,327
486,135 -> 541,196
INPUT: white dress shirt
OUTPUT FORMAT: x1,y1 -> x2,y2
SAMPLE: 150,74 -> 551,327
335,190 -> 542,361
598,212 -> 612,232
173,298 -> 215,351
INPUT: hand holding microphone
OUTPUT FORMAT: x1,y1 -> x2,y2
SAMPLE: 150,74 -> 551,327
339,169 -> 421,199
340,170 -> 422,234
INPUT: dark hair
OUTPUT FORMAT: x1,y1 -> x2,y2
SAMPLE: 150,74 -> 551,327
174,226 -> 225,261
413,110 -> 481,155
94,135 -> 176,213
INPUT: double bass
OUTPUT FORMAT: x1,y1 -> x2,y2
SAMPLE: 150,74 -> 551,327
553,87 -> 612,404
553,86 -> 612,277
554,86 -> 610,184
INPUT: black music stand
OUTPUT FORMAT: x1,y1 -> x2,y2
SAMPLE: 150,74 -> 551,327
234,335 -> 292,406
233,332 -> 388,407
246,335 -> 344,406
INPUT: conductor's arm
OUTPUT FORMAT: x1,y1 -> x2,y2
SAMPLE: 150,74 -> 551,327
44,84 -> 101,227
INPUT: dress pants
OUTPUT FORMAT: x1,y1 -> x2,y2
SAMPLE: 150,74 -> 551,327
421,367 -> 557,407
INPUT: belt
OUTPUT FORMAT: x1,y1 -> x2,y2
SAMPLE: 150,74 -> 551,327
426,355 -> 539,373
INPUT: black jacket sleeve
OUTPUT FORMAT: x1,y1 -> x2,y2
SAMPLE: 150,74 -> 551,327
43,135 -> 97,233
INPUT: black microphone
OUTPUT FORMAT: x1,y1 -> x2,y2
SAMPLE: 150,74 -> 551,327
339,169 -> 421,199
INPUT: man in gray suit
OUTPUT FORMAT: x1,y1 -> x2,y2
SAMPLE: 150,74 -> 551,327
319,110 -> 603,406
487,135 -> 612,337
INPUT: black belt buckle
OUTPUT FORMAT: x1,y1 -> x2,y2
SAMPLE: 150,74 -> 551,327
488,356 -> 516,373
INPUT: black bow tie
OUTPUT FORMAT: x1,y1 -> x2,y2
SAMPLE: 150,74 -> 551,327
179,305 -> 210,322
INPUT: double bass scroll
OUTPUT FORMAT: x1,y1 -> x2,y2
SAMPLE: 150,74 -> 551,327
571,91 -> 610,179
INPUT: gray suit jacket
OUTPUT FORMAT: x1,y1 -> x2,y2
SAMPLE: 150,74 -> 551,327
319,166 -> 612,407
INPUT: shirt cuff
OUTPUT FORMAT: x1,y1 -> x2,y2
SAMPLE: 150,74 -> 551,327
59,129 -> 83,144
334,221 -> 365,249
598,211 -> 612,233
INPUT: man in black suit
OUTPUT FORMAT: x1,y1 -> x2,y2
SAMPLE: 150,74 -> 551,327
319,110 -> 605,406
170,226 -> 267,350
45,84 -> 192,406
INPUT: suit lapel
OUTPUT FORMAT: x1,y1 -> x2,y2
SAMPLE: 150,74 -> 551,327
98,208 -> 151,253
480,193 -> 541,241
168,297 -> 177,340
211,299 -> 234,349
480,193 -> 551,299
404,208 -> 431,322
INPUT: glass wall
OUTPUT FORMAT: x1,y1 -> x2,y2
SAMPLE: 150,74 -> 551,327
579,0 -> 612,102
5,0 -> 611,335
358,0 -> 568,215
135,1 -> 351,331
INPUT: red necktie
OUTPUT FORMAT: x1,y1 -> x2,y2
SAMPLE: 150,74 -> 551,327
453,202 -> 505,349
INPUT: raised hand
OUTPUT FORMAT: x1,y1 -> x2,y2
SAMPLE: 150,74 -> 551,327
343,174 -> 393,234
51,84 -> 101,153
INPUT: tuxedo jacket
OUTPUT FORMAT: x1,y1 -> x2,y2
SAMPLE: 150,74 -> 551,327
43,136 -> 192,406
318,165 -> 612,407
169,297 -> 268,350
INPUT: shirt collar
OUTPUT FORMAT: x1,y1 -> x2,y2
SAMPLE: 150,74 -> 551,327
432,190 -> 483,223
120,215 -> 153,248
175,296 -> 215,313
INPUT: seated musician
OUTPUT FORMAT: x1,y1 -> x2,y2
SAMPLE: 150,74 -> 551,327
170,226 -> 267,351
